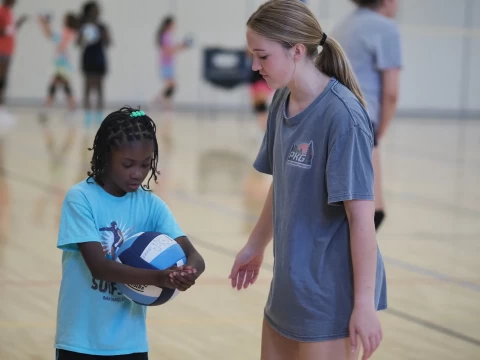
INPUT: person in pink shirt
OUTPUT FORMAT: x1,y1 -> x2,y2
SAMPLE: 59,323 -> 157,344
153,16 -> 191,151
154,16 -> 190,112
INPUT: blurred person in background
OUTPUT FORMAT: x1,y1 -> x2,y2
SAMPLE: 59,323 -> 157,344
0,0 -> 27,175
0,0 -> 27,135
154,15 -> 191,150
333,0 -> 402,231
77,1 -> 111,129
37,11 -> 79,167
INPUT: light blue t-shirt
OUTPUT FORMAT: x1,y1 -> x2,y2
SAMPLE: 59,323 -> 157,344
333,8 -> 402,126
55,179 -> 185,356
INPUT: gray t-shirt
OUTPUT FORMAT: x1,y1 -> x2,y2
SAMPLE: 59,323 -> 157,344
333,8 -> 402,127
254,78 -> 387,341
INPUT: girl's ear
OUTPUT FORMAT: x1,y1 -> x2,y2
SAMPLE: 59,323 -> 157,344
292,43 -> 306,61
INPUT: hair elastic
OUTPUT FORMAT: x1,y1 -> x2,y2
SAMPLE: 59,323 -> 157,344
130,110 -> 146,117
319,33 -> 327,46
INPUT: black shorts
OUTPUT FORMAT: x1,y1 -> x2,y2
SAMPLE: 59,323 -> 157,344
56,349 -> 148,360
82,64 -> 107,77
82,50 -> 107,77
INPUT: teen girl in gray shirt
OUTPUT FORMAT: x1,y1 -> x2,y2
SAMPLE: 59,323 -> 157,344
230,1 -> 387,359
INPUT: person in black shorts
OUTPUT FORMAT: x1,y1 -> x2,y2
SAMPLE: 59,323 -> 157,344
77,1 -> 111,129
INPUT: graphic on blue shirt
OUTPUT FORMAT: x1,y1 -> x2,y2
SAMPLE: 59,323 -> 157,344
287,141 -> 314,169
99,221 -> 135,260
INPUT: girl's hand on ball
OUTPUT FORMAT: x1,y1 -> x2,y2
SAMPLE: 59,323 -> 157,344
169,266 -> 197,291
177,265 -> 197,276
157,269 -> 180,289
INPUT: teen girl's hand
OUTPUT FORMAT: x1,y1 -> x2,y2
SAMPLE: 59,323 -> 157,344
349,304 -> 383,360
229,244 -> 264,290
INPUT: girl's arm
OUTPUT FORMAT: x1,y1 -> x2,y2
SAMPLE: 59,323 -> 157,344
228,183 -> 273,289
247,182 -> 274,251
167,236 -> 205,291
38,16 -> 52,39
376,68 -> 400,141
78,242 -> 176,288
176,236 -> 205,276
345,199 -> 377,305
344,199 -> 382,359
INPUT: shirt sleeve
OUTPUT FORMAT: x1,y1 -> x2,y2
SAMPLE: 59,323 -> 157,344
253,130 -> 273,175
375,24 -> 403,70
326,126 -> 374,206
57,190 -> 100,252
151,196 -> 185,240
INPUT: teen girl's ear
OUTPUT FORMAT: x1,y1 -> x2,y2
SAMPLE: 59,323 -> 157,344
290,43 -> 306,62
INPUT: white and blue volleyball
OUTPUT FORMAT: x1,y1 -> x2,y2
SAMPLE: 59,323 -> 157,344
115,232 -> 186,306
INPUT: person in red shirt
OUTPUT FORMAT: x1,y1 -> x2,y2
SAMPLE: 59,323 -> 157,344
0,0 -> 26,174
0,0 -> 27,121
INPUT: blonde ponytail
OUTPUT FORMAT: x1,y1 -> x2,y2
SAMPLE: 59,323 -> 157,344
315,37 -> 366,108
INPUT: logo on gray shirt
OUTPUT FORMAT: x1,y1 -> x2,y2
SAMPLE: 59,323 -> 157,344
287,141 -> 314,169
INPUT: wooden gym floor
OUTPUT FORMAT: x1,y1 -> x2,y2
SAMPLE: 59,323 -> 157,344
0,108 -> 479,359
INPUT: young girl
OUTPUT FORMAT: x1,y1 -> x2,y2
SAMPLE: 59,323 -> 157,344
38,12 -> 78,121
37,12 -> 78,162
77,1 -> 111,128
333,0 -> 402,231
154,16 -> 190,111
153,16 -> 190,150
55,107 -> 205,359
229,1 -> 386,359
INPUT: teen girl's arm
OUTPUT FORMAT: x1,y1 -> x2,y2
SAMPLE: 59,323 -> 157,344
229,182 -> 273,289
247,182 -> 274,251
78,242 -> 178,289
344,199 -> 382,360
375,24 -> 402,142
